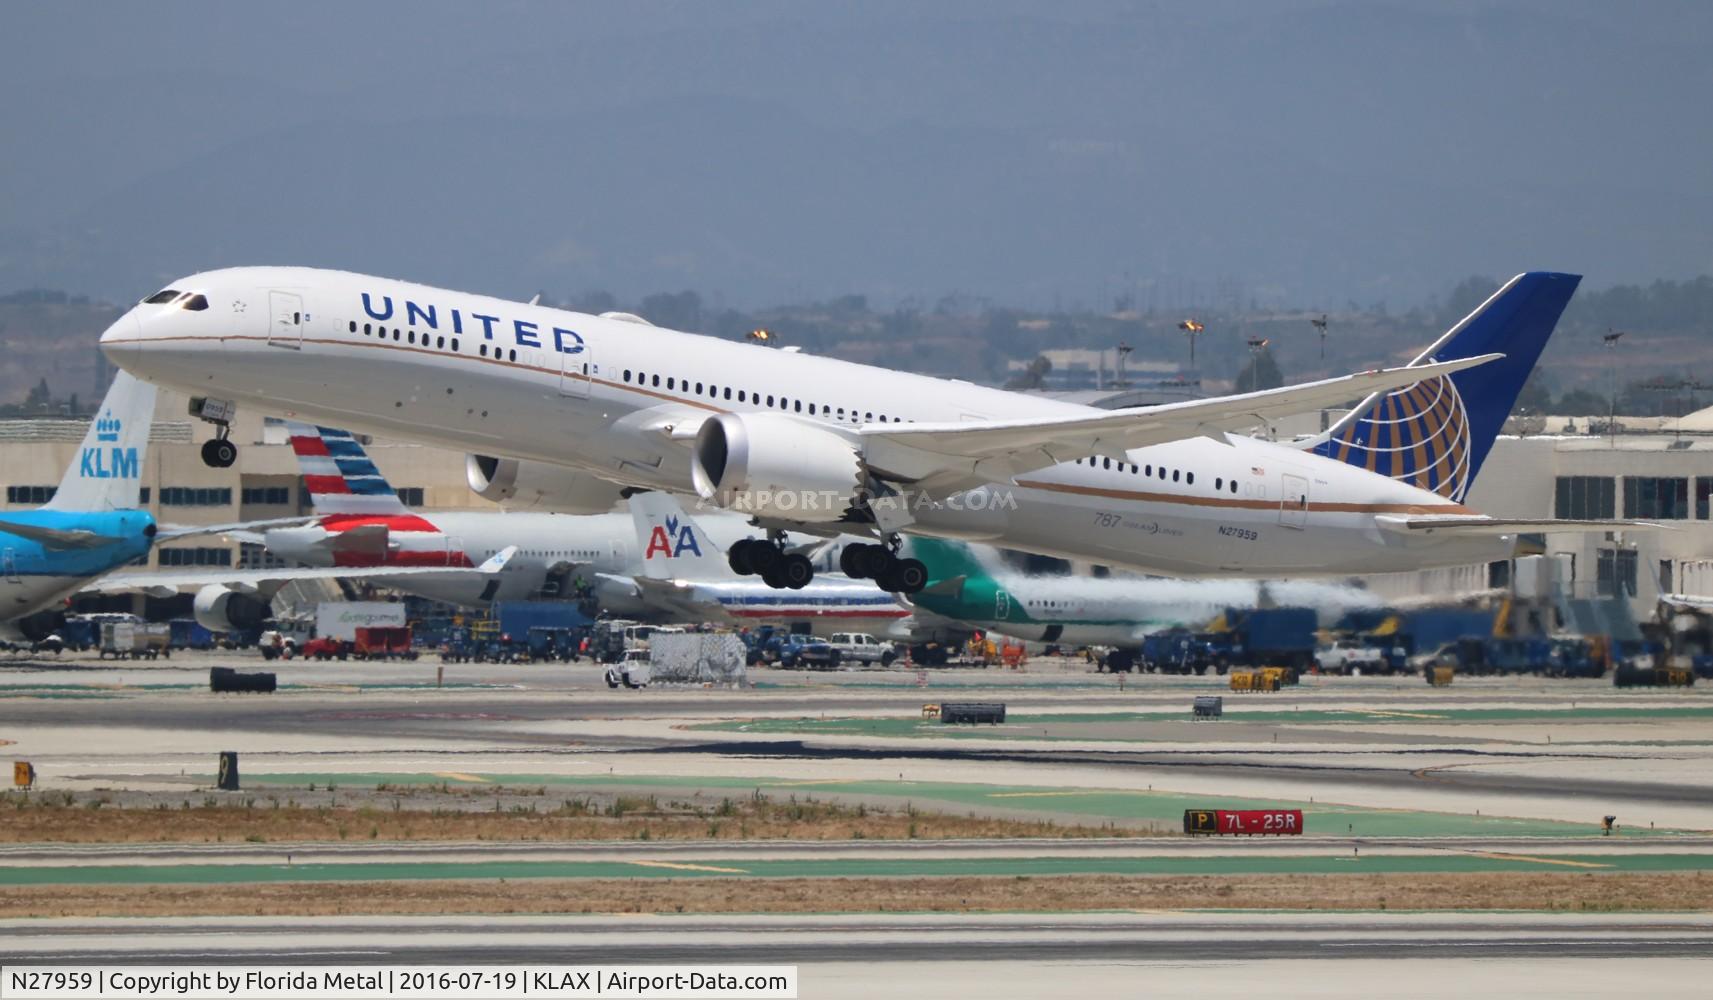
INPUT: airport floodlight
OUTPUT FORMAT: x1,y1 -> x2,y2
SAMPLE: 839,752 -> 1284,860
746,328 -> 774,345
1311,314 -> 1329,358
1116,341 -> 1133,387
1177,319 -> 1205,366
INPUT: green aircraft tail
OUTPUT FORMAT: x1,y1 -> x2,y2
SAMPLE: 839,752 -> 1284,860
903,536 -> 995,586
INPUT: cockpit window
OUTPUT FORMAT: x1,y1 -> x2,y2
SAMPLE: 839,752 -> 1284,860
181,294 -> 209,311
144,289 -> 181,304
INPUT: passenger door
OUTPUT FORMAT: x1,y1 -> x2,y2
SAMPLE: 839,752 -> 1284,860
559,344 -> 591,399
3,548 -> 18,583
995,588 -> 1010,620
268,291 -> 304,349
1280,473 -> 1309,529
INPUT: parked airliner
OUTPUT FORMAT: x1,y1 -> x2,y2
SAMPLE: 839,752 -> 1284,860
100,269 -> 1623,594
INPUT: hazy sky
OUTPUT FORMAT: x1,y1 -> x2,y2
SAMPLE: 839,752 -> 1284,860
4,1 -> 1709,309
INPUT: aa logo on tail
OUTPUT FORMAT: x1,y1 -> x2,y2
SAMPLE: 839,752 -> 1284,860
645,515 -> 702,559
81,410 -> 139,479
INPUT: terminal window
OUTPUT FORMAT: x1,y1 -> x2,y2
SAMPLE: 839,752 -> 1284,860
158,547 -> 233,567
397,487 -> 425,506
1622,476 -> 1689,519
238,542 -> 287,569
159,487 -> 233,506
1696,477 -> 1713,519
6,485 -> 56,505
241,486 -> 292,505
1554,476 -> 1614,519
1596,547 -> 1639,598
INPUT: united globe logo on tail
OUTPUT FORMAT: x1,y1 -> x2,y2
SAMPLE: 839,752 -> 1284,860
1316,375 -> 1472,501
645,515 -> 702,559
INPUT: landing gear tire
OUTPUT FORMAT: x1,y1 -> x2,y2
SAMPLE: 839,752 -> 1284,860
747,541 -> 781,575
856,544 -> 892,580
892,558 -> 927,594
780,553 -> 814,590
728,539 -> 757,575
200,437 -> 237,468
838,545 -> 864,578
760,563 -> 789,589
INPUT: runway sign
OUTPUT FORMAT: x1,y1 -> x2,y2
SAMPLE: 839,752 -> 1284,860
1183,808 -> 1304,835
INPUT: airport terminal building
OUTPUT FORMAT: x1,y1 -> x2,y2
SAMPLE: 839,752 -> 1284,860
4,388 -> 1712,620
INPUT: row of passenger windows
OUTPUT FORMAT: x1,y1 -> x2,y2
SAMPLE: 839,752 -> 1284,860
1071,456 -> 1243,494
619,369 -> 908,424
351,320 -> 531,364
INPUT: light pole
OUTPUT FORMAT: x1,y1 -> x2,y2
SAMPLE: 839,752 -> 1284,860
1311,314 -> 1329,360
1177,319 -> 1205,368
1115,341 -> 1133,388
1603,330 -> 1625,444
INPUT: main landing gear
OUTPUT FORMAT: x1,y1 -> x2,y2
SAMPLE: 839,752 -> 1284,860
840,539 -> 928,595
728,534 -> 815,590
190,396 -> 239,468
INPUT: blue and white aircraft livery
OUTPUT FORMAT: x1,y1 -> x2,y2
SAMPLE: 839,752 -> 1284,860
0,373 -> 157,638
100,268 -> 1642,596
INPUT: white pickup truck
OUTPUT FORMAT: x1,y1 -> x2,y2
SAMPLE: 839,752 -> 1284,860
1315,637 -> 1387,675
827,632 -> 899,667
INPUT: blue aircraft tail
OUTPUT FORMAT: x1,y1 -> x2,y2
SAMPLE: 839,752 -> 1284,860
1309,271 -> 1580,501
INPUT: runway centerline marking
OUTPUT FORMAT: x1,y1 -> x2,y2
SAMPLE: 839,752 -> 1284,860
629,861 -> 750,874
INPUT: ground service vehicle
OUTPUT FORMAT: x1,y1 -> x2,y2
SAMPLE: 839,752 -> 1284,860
1316,637 -> 1387,674
353,626 -> 415,660
828,632 -> 898,666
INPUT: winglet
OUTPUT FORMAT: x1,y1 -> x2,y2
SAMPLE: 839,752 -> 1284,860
476,545 -> 518,573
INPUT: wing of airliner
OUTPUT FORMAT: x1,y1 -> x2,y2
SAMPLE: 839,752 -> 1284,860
156,516 -> 317,540
88,546 -> 518,598
859,354 -> 1501,495
1374,516 -> 1659,536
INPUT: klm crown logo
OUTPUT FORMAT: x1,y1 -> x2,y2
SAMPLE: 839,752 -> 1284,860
95,410 -> 121,442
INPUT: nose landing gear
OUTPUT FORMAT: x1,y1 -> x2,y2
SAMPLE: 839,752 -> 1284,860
190,396 -> 240,468
840,538 -> 927,594
200,432 -> 237,469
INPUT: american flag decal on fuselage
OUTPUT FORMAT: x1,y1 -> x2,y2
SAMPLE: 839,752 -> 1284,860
1312,374 -> 1472,502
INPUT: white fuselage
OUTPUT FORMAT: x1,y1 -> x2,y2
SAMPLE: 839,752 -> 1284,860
102,267 -> 1511,580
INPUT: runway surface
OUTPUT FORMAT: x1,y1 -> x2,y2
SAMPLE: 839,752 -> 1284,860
5,911 -> 1712,964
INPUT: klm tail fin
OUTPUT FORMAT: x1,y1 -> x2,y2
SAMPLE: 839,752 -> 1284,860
285,422 -> 412,516
902,536 -> 998,587
1310,271 -> 1580,501
629,492 -> 723,579
44,372 -> 156,512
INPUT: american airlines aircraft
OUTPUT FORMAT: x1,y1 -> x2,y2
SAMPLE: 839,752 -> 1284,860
100,269 -> 1622,595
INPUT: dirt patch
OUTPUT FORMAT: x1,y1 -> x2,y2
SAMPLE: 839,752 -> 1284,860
3,873 -> 1710,919
1,789 -> 1146,843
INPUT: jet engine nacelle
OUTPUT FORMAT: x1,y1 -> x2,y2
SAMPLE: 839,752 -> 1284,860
193,585 -> 271,634
466,455 -> 629,515
690,412 -> 864,524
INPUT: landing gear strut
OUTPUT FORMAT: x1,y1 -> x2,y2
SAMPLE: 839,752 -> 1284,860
840,537 -> 927,594
190,396 -> 239,468
728,534 -> 814,590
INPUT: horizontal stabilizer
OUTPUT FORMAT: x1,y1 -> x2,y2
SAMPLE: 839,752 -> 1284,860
0,518 -> 122,550
862,354 -> 1501,495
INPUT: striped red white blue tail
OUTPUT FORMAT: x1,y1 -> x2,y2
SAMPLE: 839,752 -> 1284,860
286,422 -> 412,516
